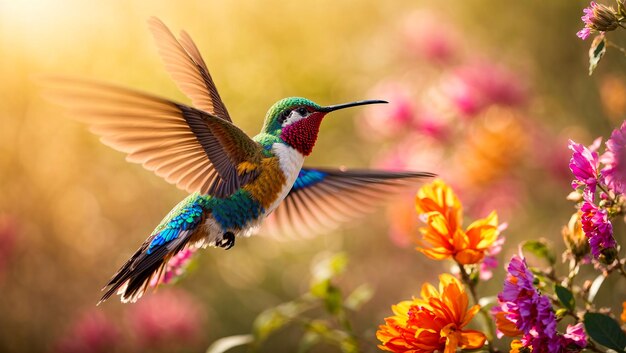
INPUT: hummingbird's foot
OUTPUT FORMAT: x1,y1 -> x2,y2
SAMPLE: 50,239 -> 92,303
216,232 -> 235,250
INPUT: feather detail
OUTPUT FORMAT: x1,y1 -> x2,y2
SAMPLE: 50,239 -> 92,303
262,168 -> 435,239
40,76 -> 263,198
148,17 -> 232,121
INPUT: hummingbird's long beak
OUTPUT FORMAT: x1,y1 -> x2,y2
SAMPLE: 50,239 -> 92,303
319,99 -> 388,113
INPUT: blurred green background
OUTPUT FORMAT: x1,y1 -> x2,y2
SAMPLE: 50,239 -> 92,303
1,1 -> 625,352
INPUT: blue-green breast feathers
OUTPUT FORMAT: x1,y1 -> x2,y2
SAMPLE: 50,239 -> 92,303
147,191 -> 265,253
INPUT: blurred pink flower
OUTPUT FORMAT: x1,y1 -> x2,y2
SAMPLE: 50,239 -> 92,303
359,82 -> 416,140
0,214 -> 17,281
126,289 -> 205,349
442,63 -> 526,117
54,310 -> 119,353
402,10 -> 458,64
150,248 -> 197,286
600,121 -> 626,194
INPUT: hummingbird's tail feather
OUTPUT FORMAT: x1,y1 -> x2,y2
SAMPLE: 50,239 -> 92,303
98,230 -> 195,304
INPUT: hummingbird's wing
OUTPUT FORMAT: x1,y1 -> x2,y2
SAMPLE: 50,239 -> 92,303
148,17 -> 232,122
41,77 -> 262,198
262,167 -> 435,239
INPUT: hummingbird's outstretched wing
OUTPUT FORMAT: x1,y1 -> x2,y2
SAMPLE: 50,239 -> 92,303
262,167 -> 435,239
41,77 -> 262,198
148,17 -> 232,122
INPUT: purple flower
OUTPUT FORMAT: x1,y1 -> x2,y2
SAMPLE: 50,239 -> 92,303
494,256 -> 586,353
600,121 -> 626,194
577,2 -> 620,40
568,138 -> 601,196
577,2 -> 598,40
580,199 -> 616,258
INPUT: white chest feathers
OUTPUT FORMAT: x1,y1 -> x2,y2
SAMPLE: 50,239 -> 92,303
266,143 -> 305,214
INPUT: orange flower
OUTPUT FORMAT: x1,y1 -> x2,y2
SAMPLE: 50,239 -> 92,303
415,179 -> 501,265
377,274 -> 486,353
621,301 -> 626,323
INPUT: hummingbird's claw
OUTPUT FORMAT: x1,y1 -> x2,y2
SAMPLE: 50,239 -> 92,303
216,232 -> 235,250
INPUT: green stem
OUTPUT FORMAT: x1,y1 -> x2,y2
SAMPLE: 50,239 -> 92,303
457,263 -> 499,353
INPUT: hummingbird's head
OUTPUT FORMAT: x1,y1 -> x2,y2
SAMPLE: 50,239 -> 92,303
261,97 -> 387,156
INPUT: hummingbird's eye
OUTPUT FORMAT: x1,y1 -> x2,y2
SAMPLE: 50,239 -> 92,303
278,110 -> 291,125
296,107 -> 308,116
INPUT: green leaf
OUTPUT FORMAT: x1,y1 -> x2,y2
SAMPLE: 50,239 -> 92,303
311,252 -> 348,283
206,334 -> 254,353
323,284 -> 343,315
522,240 -> 556,265
584,312 -> 626,353
252,301 -> 311,343
589,34 -> 607,76
554,285 -> 575,311
298,331 -> 321,353
345,284 -> 374,311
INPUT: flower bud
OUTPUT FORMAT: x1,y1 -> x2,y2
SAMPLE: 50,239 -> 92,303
562,213 -> 590,260
590,3 -> 620,32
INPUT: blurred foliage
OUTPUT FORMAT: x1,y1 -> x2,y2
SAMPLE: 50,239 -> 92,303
0,0 -> 625,352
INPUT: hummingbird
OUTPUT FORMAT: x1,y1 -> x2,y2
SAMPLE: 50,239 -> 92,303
42,18 -> 434,304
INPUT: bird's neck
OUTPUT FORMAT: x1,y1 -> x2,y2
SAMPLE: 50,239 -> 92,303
280,112 -> 325,156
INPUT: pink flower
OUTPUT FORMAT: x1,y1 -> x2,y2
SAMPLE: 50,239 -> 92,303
442,63 -> 526,117
577,2 -> 598,39
126,289 -> 206,349
568,138 -> 602,196
600,121 -> 626,194
359,82 -> 416,141
563,323 -> 587,348
150,248 -> 197,286
0,214 -> 17,281
402,11 -> 458,64
580,199 -> 616,258
54,310 -> 119,353
577,2 -> 619,40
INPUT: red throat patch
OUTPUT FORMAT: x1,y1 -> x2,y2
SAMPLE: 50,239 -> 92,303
280,112 -> 326,156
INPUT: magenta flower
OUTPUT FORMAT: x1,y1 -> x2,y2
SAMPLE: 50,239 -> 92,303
577,2 -> 599,40
580,199 -> 616,258
600,121 -> 626,194
126,289 -> 206,349
577,2 -> 619,40
563,323 -> 587,349
54,310 -> 120,353
402,10 -> 458,64
150,248 -> 197,286
442,63 -> 526,117
568,138 -> 601,196
493,256 -> 586,352
359,82 -> 416,140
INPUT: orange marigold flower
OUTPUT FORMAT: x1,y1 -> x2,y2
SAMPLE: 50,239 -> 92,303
376,274 -> 486,353
415,179 -> 502,265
